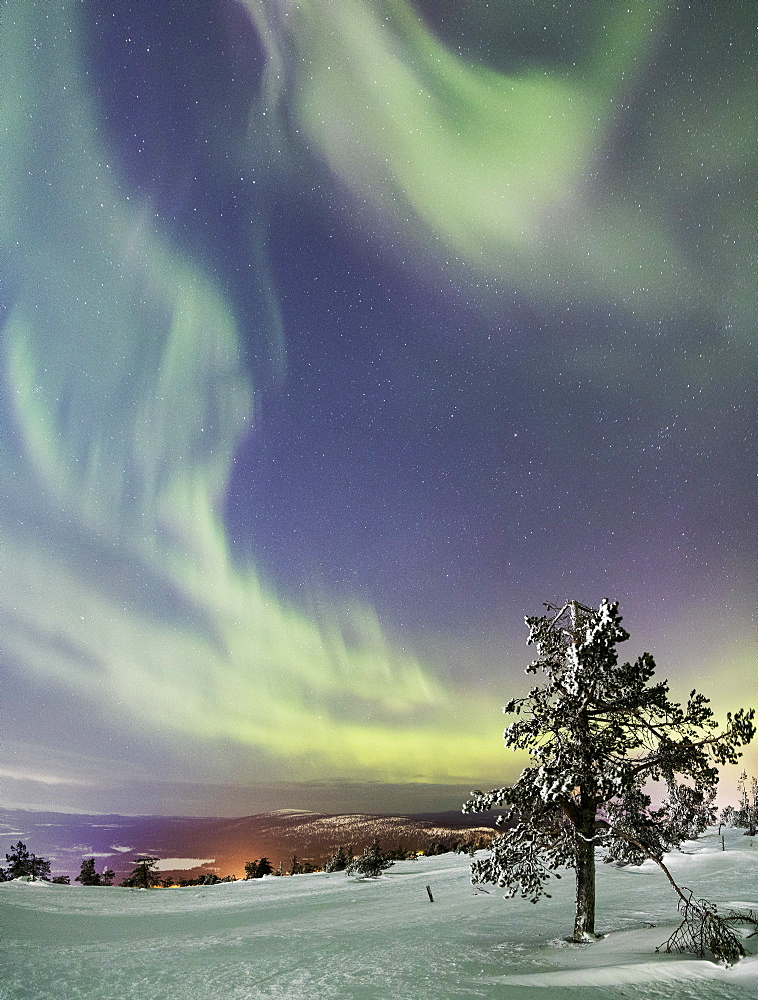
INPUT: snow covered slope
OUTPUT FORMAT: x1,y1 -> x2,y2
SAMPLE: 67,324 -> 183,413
1,828 -> 756,999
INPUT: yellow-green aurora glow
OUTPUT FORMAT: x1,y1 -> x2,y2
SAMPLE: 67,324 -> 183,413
0,1 -> 754,813
0,3 -> 510,791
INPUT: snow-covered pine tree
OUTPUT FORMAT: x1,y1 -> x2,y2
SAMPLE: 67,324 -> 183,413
120,856 -> 161,888
719,804 -> 736,830
324,845 -> 349,872
27,853 -> 52,881
4,841 -> 32,879
735,771 -> 758,835
76,858 -> 102,885
464,599 -> 755,944
4,842 -> 51,880
257,857 -> 274,877
244,857 -> 274,879
345,839 -> 393,878
74,858 -> 114,885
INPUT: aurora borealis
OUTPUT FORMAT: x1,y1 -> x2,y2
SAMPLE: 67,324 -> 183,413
1,1 -> 754,817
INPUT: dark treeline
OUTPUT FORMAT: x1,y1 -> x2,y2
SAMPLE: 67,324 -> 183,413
1,842 -> 63,883
1,832 -> 494,887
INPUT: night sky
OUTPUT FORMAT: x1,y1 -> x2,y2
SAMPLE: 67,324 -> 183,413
1,1 -> 754,817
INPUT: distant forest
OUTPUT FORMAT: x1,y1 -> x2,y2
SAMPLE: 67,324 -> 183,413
2,831 -> 494,887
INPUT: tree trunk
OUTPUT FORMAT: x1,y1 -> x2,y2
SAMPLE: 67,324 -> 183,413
573,809 -> 597,941
568,602 -> 598,942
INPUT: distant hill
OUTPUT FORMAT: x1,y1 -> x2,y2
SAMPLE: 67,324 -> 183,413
0,807 -> 499,881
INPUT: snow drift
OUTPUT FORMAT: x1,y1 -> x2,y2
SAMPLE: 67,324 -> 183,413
1,827 -> 756,999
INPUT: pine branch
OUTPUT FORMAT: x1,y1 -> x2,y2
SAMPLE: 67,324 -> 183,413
658,890 -> 748,967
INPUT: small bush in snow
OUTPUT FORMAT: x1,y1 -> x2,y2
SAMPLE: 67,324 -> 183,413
346,840 -> 393,878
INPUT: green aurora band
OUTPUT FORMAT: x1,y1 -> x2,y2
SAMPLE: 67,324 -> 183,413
246,0 -> 751,336
0,2 -> 754,799
0,2 -> 507,788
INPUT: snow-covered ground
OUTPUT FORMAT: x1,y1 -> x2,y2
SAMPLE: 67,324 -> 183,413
1,827 -> 756,999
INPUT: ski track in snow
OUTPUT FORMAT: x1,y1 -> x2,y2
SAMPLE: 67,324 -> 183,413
1,828 -> 756,999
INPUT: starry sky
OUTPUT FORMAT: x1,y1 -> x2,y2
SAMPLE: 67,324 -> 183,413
1,1 -> 754,817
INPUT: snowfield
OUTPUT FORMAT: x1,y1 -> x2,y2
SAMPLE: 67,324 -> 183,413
1,827 -> 756,999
